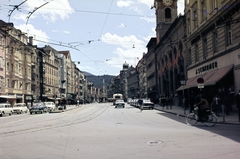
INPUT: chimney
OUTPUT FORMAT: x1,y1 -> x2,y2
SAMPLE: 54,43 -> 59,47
29,36 -> 33,45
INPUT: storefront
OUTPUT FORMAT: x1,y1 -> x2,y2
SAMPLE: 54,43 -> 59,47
177,53 -> 237,113
0,94 -> 16,106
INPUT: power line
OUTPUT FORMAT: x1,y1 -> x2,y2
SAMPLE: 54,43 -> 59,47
99,0 -> 113,39
8,0 -> 27,22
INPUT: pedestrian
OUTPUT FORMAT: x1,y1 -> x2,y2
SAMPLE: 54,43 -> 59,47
161,96 -> 166,110
235,90 -> 240,122
138,99 -> 143,111
224,95 -> 230,115
168,95 -> 173,109
165,96 -> 169,109
211,94 -> 221,116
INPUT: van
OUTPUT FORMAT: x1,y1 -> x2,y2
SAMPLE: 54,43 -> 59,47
0,103 -> 13,116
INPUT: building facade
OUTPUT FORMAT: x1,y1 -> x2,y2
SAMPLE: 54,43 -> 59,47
180,0 -> 240,108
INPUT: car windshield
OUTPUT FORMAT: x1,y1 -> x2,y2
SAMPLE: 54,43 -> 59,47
33,103 -> 43,106
15,103 -> 25,107
116,100 -> 124,102
143,99 -> 151,102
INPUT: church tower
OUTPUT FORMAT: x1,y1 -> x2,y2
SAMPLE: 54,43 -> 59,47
154,0 -> 178,44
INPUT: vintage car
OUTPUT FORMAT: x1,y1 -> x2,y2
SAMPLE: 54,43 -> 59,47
44,102 -> 56,111
13,103 -> 28,114
29,102 -> 48,114
142,99 -> 154,110
0,103 -> 13,116
115,99 -> 125,108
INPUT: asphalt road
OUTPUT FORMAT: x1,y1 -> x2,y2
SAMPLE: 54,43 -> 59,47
0,103 -> 240,159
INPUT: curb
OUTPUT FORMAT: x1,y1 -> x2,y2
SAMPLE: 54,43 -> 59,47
154,107 -> 240,126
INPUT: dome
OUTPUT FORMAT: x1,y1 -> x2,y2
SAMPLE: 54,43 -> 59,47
122,61 -> 129,70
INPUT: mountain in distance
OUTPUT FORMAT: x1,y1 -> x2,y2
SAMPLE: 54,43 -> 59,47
83,71 -> 116,88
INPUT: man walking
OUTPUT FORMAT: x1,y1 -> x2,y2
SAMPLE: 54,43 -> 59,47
235,90 -> 240,122
138,99 -> 143,111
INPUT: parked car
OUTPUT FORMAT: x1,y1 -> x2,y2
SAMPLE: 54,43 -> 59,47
142,99 -> 154,110
44,102 -> 56,111
115,99 -> 125,108
13,103 -> 28,114
29,102 -> 48,114
0,103 -> 13,116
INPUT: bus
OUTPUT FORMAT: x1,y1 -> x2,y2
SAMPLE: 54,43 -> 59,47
113,93 -> 123,105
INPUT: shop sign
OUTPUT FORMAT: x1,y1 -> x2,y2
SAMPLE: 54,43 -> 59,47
196,62 -> 218,75
17,94 -> 23,99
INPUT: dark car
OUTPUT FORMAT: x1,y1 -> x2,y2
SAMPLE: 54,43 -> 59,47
29,102 -> 48,114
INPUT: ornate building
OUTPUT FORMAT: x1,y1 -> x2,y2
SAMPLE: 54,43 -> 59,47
178,0 -> 240,108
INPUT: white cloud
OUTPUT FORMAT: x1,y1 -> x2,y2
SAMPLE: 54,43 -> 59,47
64,30 -> 70,34
117,0 -> 134,8
13,0 -> 74,23
102,33 -> 147,68
15,24 -> 49,46
138,0 -> 154,8
140,16 -> 155,23
118,23 -> 126,28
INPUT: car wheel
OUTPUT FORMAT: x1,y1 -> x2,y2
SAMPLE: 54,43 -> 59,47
9,112 -> 12,116
30,112 -> 32,114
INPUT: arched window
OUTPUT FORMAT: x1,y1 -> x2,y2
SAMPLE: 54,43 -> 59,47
165,8 -> 171,19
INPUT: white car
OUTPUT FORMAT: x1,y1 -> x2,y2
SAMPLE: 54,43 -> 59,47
0,103 -> 13,116
142,99 -> 154,110
115,100 -> 125,108
13,103 -> 28,114
44,102 -> 56,111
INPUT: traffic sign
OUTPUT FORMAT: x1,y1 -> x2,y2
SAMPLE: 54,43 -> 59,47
198,83 -> 204,88
197,77 -> 204,83
180,80 -> 186,85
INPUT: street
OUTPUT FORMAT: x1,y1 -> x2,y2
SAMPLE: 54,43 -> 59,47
0,103 -> 240,159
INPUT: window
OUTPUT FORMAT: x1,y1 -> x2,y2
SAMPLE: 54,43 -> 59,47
187,17 -> 191,34
201,0 -> 206,21
193,9 -> 198,28
195,44 -> 199,62
212,0 -> 217,11
165,8 -> 171,19
203,37 -> 207,59
11,63 -> 14,71
0,57 -> 4,68
188,49 -> 192,65
226,23 -> 232,46
213,30 -> 218,53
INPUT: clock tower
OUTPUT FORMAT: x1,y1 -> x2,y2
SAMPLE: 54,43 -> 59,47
154,0 -> 178,44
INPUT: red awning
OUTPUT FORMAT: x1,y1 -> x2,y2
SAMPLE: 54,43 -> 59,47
177,64 -> 233,91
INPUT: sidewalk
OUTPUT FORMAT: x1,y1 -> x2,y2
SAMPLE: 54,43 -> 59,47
154,104 -> 240,125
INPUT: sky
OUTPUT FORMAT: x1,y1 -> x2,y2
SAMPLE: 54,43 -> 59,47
0,0 -> 184,76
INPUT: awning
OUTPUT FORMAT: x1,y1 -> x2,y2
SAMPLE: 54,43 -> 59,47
0,95 -> 16,99
177,64 -> 233,91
